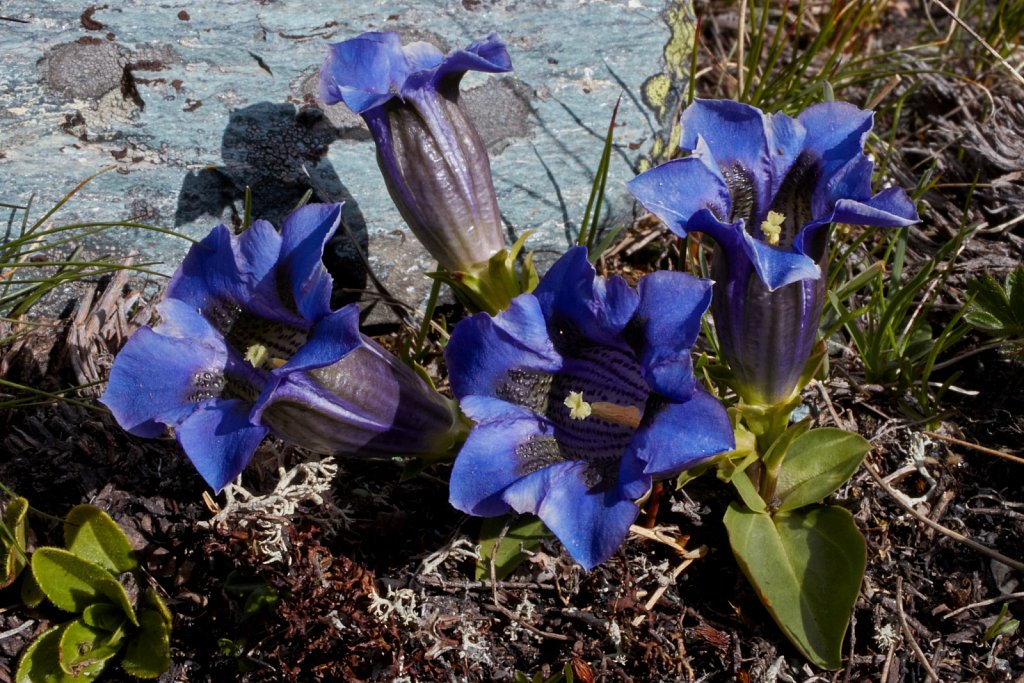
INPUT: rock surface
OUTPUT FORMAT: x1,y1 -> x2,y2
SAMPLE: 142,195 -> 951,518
0,1 -> 676,311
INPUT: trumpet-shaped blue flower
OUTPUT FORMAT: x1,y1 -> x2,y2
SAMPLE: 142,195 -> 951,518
628,99 -> 920,404
445,247 -> 734,569
319,32 -> 511,275
101,204 -> 462,492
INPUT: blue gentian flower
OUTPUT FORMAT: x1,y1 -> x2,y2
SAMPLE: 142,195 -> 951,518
628,99 -> 920,405
445,247 -> 734,569
101,204 -> 463,492
319,32 -> 511,276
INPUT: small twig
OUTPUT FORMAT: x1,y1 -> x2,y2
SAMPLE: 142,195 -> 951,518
815,379 -> 846,429
941,591 -> 1024,620
864,74 -> 902,110
896,577 -> 940,682
487,520 -> 571,642
924,431 -> 1024,466
930,340 -> 1007,371
929,0 -> 1024,87
880,640 -> 897,683
630,553 -> 703,627
866,461 -> 1024,572
0,619 -> 34,640
736,0 -> 747,97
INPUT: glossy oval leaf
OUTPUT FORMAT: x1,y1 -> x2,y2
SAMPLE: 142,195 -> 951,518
1,496 -> 30,588
20,566 -> 45,607
16,623 -> 80,683
82,602 -> 129,634
775,429 -> 870,512
31,548 -> 138,625
475,516 -> 550,581
144,588 -> 174,630
121,608 -> 172,679
64,505 -> 138,574
58,618 -> 117,679
724,502 -> 866,670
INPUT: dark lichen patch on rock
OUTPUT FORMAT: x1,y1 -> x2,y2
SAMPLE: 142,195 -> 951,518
463,77 -> 535,154
40,40 -> 127,101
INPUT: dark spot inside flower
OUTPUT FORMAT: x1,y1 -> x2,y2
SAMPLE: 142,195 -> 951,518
545,315 -> 585,356
582,458 -> 619,489
203,300 -> 242,336
187,370 -> 225,402
516,436 -> 567,475
723,165 -> 759,231
225,312 -> 308,361
496,369 -> 552,413
770,152 -> 818,252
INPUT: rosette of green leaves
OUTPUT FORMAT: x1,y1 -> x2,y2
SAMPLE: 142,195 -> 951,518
16,505 -> 171,682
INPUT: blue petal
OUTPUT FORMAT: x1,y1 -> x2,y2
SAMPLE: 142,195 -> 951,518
532,247 -> 639,346
175,398 -> 268,492
459,395 -> 543,423
446,295 -> 561,401
626,156 -> 732,237
274,203 -> 343,322
797,102 -> 874,182
166,222 -> 280,317
101,312 -> 227,438
153,298 -> 224,341
432,33 -> 512,85
740,228 -> 822,291
502,461 -> 639,570
633,271 -> 711,400
633,386 -> 734,480
679,101 -> 809,229
680,100 -> 771,171
402,40 -> 446,74
449,415 -> 549,517
319,32 -> 421,113
617,448 -> 653,500
276,303 -> 362,374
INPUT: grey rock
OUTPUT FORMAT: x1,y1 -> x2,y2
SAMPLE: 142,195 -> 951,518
1,0 -> 678,318
40,39 -> 126,101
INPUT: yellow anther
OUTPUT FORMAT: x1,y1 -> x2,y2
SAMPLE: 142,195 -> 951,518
761,210 -> 785,246
564,391 -> 593,420
244,343 -> 287,370
245,343 -> 270,369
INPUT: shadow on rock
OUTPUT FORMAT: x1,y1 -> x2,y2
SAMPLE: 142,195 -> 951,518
174,101 -> 367,307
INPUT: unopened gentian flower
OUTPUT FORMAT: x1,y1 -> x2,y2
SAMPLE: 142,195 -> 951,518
320,32 -> 526,313
445,247 -> 734,569
101,203 -> 464,492
628,99 -> 919,405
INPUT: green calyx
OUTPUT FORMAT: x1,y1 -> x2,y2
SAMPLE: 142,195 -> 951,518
433,231 -> 538,315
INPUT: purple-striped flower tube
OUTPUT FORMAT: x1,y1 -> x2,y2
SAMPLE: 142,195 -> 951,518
319,31 -> 510,277
628,99 -> 920,405
445,247 -> 734,569
101,204 -> 463,491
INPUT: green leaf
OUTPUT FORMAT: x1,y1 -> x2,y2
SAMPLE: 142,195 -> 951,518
1,496 -> 29,588
724,503 -> 865,670
20,566 -> 45,607
121,608 -> 172,679
81,602 -> 128,633
774,429 -> 871,512
58,618 -> 118,678
16,623 -> 84,683
144,588 -> 174,630
64,504 -> 138,574
31,548 -> 138,625
730,464 -> 767,513
475,516 -> 550,581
